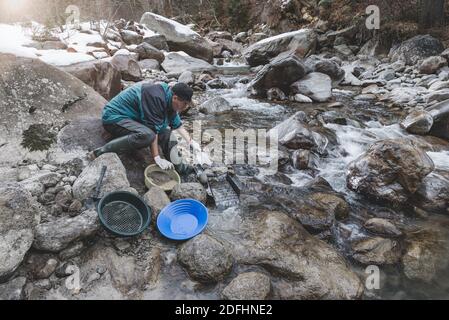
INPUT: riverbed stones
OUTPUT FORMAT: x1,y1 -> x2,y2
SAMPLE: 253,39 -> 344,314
350,237 -> 401,265
33,209 -> 100,252
364,218 -> 402,237
419,56 -> 447,74
143,186 -> 170,221
120,30 -> 143,45
267,88 -> 287,101
178,234 -> 233,283
401,110 -> 434,135
170,183 -> 207,204
402,226 -> 449,283
222,272 -> 271,300
415,170 -> 449,214
0,277 -> 27,300
426,99 -> 449,140
178,71 -> 195,85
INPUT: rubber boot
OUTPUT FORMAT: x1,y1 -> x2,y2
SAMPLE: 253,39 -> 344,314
93,135 -> 135,158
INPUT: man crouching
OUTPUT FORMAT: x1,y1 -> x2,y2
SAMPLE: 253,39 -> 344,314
89,82 -> 201,174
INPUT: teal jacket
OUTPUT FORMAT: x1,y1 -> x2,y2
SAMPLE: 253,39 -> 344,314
102,83 -> 182,133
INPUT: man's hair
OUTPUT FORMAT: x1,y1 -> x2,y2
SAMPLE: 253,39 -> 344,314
172,83 -> 194,102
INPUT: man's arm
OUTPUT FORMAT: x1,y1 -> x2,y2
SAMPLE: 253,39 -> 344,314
151,134 -> 159,158
151,134 -> 174,170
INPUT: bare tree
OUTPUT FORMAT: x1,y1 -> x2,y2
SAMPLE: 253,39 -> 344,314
419,0 -> 446,28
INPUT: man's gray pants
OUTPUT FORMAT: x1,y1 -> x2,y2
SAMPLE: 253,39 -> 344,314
103,119 -> 178,162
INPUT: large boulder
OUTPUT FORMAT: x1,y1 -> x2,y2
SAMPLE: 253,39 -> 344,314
232,211 -> 363,299
110,49 -> 143,82
58,59 -> 122,101
248,51 -> 306,97
177,234 -> 233,283
135,43 -> 165,64
73,153 -> 130,201
0,183 -> 41,280
142,34 -> 169,51
199,97 -> 234,114
141,12 -> 213,63
347,139 -> 435,205
270,112 -> 329,155
426,99 -> 449,140
33,209 -> 100,252
389,35 -> 444,65
161,52 -> 216,76
0,53 -> 106,166
305,55 -> 345,83
222,272 -> 271,300
290,72 -> 332,102
243,29 -> 317,67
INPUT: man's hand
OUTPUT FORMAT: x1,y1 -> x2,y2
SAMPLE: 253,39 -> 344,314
190,140 -> 202,153
155,156 -> 174,170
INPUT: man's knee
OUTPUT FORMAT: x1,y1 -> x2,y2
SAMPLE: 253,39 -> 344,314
130,132 -> 155,148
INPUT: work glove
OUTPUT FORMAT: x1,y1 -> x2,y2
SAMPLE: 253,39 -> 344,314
190,140 -> 202,153
154,156 -> 174,170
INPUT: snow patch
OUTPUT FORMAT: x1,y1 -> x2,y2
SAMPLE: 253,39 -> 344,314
38,50 -> 95,66
0,24 -> 37,58
147,12 -> 199,37
253,29 -> 310,46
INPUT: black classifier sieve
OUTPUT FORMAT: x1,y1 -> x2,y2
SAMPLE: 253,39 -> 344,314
97,191 -> 151,237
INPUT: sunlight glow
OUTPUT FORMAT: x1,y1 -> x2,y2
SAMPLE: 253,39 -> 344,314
3,0 -> 29,13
